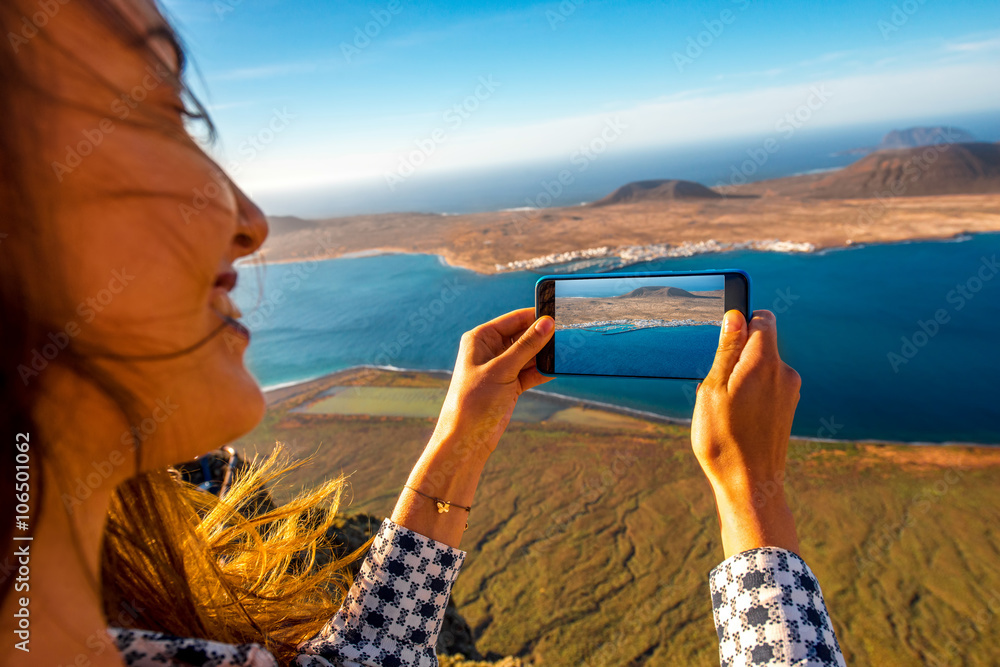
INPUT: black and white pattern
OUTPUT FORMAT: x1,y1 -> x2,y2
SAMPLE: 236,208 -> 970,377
296,519 -> 465,667
107,519 -> 465,667
107,628 -> 278,666
710,547 -> 846,666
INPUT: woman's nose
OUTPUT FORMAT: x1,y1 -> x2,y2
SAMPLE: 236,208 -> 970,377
232,186 -> 269,257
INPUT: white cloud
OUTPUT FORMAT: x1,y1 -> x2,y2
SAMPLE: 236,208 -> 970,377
945,37 -> 1000,53
232,61 -> 1000,193
212,62 -> 321,81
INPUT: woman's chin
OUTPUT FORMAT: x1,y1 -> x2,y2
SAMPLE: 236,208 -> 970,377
142,355 -> 266,471
215,367 -> 266,444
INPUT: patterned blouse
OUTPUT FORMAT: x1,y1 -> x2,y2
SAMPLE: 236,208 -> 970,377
107,520 -> 845,666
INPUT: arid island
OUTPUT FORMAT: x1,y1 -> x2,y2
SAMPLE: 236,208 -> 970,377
555,286 -> 724,331
255,140 -> 1000,274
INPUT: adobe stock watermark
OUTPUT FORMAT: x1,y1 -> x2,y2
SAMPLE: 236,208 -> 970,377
522,447 -> 640,562
545,0 -> 583,30
926,587 -> 1000,666
213,0 -> 246,21
51,63 -> 173,182
887,255 -> 998,373
61,397 -> 179,513
219,260 -> 328,352
672,0 -> 751,72
877,0 -> 929,39
844,131 -> 963,238
505,116 -> 628,236
180,107 -> 296,223
6,0 -> 71,54
749,416 -> 845,512
856,466 -> 966,573
371,278 -> 466,366
340,0 -> 403,62
716,85 -> 834,190
583,587 -> 672,667
16,268 -> 135,385
383,76 -> 500,191
680,292 -> 800,408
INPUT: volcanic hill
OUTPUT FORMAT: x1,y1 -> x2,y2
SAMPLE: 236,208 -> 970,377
589,179 -> 724,206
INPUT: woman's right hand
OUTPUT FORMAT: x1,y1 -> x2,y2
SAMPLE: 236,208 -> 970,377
691,309 -> 803,559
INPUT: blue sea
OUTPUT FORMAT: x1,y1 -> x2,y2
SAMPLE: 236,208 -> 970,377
554,326 -> 719,379
233,233 -> 1000,445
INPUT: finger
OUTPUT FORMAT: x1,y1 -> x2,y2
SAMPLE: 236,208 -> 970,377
703,309 -> 749,388
496,315 -> 554,376
743,309 -> 779,360
518,364 -> 553,391
478,307 -> 538,339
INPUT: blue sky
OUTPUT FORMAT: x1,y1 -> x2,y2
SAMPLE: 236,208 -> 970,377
160,0 -> 1000,205
556,274 -> 724,298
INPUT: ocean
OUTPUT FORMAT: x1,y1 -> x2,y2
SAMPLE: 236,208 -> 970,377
233,233 -> 1000,445
554,326 -> 720,379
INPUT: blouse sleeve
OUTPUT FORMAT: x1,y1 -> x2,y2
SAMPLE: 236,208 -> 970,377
709,547 -> 846,666
295,518 -> 466,667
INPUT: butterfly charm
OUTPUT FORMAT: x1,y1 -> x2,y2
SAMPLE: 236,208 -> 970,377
436,501 -> 449,513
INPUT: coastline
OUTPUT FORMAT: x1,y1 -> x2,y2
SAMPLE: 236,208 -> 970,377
261,364 -> 999,449
249,226 -> 999,275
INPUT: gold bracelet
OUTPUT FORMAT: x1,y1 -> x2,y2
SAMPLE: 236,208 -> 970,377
403,484 -> 471,530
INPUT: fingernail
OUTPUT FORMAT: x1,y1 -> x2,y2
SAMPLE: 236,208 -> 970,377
723,310 -> 743,333
536,317 -> 553,335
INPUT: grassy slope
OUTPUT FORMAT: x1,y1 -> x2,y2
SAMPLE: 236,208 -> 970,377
234,370 -> 1000,666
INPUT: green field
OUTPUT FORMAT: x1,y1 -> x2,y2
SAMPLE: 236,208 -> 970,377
234,368 -> 1000,666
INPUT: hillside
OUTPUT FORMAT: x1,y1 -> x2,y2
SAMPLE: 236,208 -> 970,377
809,142 -> 1000,198
231,367 -> 1000,667
730,142 -> 1000,199
588,179 -> 724,206
619,286 -> 709,299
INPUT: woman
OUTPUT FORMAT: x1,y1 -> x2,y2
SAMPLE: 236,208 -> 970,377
0,0 -> 844,665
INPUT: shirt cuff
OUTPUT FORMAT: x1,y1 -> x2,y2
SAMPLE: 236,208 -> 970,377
297,519 -> 466,667
709,547 -> 845,667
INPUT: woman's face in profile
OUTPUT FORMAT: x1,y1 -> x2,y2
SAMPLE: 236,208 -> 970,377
27,0 -> 269,468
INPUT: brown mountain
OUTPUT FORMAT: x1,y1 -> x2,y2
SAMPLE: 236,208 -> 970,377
806,142 -> 1000,198
618,286 -> 712,299
728,142 -> 1000,199
589,179 -> 723,206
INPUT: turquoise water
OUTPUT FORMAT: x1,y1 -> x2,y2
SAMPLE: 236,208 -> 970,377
554,326 -> 720,379
233,233 -> 1000,444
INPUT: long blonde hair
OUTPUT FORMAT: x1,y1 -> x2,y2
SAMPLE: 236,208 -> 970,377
101,446 -> 371,666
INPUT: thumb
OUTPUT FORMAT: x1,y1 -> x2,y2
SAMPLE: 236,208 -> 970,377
703,310 -> 748,388
498,316 -> 554,375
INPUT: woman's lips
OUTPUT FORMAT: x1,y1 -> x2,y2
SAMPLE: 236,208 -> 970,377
215,270 -> 238,291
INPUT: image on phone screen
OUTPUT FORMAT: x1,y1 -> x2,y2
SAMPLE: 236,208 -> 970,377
553,274 -> 725,379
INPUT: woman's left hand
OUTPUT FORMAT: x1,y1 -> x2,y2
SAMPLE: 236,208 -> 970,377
393,308 -> 554,547
432,307 -> 554,462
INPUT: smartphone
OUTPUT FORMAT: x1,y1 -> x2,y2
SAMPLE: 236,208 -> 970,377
534,270 -> 751,380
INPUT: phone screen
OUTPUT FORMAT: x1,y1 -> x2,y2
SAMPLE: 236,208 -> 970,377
537,272 -> 747,380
